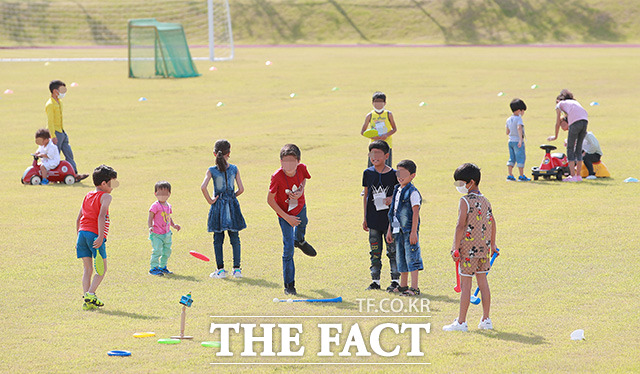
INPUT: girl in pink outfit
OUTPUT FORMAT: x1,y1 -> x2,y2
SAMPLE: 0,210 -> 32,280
547,89 -> 588,182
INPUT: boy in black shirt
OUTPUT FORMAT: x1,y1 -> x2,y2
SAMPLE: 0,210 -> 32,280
362,140 -> 400,291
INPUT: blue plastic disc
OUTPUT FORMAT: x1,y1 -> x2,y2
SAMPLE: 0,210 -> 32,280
107,350 -> 131,357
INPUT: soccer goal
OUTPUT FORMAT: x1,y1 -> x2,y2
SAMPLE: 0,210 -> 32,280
128,19 -> 200,78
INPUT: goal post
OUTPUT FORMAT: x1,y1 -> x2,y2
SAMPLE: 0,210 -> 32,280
207,0 -> 234,62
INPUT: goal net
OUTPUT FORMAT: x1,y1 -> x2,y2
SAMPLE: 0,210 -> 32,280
128,19 -> 200,78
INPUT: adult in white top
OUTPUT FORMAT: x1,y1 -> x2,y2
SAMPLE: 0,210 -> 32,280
547,89 -> 588,182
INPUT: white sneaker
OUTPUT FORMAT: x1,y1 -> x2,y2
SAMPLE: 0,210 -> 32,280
442,318 -> 468,332
586,175 -> 597,180
210,269 -> 227,279
478,318 -> 493,330
233,269 -> 242,278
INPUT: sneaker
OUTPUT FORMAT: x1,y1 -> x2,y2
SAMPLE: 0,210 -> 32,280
75,173 -> 89,182
149,267 -> 164,276
83,292 -> 104,308
82,302 -> 97,311
478,318 -> 493,330
294,240 -> 317,257
366,281 -> 381,290
41,179 -> 50,185
386,281 -> 400,292
210,269 -> 227,278
518,175 -> 531,182
564,176 -> 577,182
284,282 -> 297,295
574,176 -> 583,182
506,175 -> 516,181
233,268 -> 242,278
586,175 -> 597,180
442,318 -> 468,332
160,266 -> 173,274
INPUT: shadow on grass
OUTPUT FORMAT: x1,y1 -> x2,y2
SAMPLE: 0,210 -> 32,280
163,274 -> 201,282
422,293 -> 459,304
43,182 -> 94,189
304,289 -> 357,310
97,309 -> 160,320
234,277 -> 280,289
471,329 -> 548,345
531,177 -> 616,186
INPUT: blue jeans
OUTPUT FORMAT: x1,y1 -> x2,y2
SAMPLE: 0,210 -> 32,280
55,131 -> 77,173
278,205 -> 308,285
507,141 -> 526,168
213,231 -> 241,269
394,231 -> 424,273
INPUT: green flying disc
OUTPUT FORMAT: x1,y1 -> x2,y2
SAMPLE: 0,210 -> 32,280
363,128 -> 378,138
201,341 -> 221,348
157,338 -> 181,345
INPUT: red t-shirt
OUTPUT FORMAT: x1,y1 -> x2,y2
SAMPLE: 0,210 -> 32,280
79,190 -> 110,238
269,163 -> 311,217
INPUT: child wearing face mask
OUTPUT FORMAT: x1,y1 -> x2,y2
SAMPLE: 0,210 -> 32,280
201,139 -> 246,279
267,144 -> 316,296
45,80 -> 89,182
444,163 -> 499,332
360,91 -> 398,167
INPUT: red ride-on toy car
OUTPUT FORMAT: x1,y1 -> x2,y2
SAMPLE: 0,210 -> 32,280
531,144 -> 570,181
22,155 -> 78,185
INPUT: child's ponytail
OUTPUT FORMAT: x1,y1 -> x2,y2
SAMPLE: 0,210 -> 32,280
214,139 -> 231,173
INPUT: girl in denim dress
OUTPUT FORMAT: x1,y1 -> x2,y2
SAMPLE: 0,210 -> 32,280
200,139 -> 246,279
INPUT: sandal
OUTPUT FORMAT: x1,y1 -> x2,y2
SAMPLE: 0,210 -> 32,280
391,285 -> 408,293
401,287 -> 420,296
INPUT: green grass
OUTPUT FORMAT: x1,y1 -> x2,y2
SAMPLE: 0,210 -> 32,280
1,46 -> 640,373
2,0 -> 640,46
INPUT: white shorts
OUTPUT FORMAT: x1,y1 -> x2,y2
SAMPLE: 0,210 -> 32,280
41,159 -> 60,170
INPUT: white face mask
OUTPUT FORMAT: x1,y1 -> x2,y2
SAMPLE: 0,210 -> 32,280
454,180 -> 469,194
58,92 -> 66,99
373,106 -> 385,113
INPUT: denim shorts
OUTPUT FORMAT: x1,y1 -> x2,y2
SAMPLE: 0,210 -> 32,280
507,141 -> 526,167
76,230 -> 107,259
394,231 -> 424,273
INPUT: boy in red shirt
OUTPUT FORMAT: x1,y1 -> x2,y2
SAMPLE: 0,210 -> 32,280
267,144 -> 317,295
76,165 -> 118,310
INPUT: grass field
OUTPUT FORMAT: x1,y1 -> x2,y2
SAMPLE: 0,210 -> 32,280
1,46 -> 639,373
